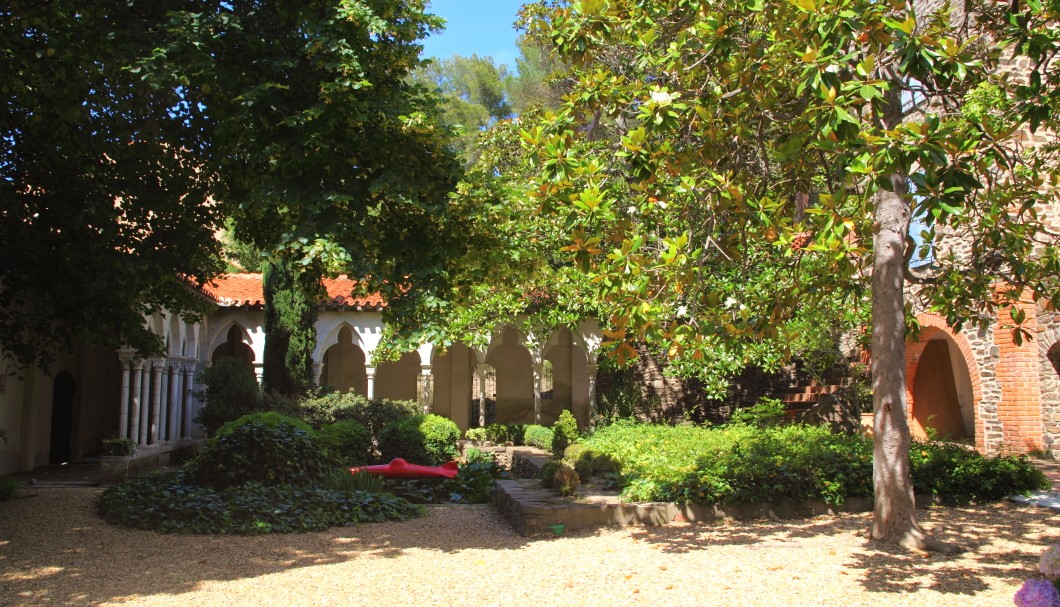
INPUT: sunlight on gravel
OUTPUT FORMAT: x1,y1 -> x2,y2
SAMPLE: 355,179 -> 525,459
0,488 -> 1056,607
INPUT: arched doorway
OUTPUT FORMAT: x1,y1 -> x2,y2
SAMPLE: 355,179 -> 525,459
320,326 -> 367,394
911,338 -> 973,440
376,352 -> 421,402
49,371 -> 76,464
211,325 -> 255,370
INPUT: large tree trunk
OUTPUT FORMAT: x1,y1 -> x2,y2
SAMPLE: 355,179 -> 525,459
868,86 -> 958,553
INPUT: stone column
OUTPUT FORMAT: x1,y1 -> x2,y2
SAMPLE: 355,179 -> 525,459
365,367 -> 376,399
182,364 -> 196,440
312,362 -> 324,387
587,362 -> 599,425
476,367 -> 487,428
167,362 -> 181,442
138,362 -> 151,445
253,363 -> 264,385
150,361 -> 164,445
419,366 -> 433,414
532,363 -> 543,426
118,355 -> 134,440
158,363 -> 170,444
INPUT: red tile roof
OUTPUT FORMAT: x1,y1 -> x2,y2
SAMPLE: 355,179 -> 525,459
203,273 -> 385,309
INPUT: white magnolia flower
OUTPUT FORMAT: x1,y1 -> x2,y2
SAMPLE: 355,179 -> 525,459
650,89 -> 673,105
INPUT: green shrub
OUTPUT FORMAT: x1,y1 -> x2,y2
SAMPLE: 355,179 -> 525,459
319,420 -> 373,466
450,460 -> 503,503
0,476 -> 18,501
322,469 -> 385,494
97,469 -> 420,534
551,410 -> 579,457
463,446 -> 495,465
539,460 -> 562,489
553,463 -> 581,496
523,424 -> 553,450
563,443 -> 621,480
259,391 -> 302,418
188,421 -> 333,489
910,441 -> 1050,504
465,427 -> 487,442
377,414 -> 460,466
193,358 -> 261,435
215,411 -> 314,438
297,390 -> 370,427
101,437 -> 137,456
577,421 -> 1045,507
485,423 -> 524,445
729,397 -> 787,428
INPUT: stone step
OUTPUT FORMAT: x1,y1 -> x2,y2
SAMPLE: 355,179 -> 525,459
491,478 -> 873,537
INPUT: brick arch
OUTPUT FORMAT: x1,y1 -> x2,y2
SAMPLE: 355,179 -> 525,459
905,313 -> 984,448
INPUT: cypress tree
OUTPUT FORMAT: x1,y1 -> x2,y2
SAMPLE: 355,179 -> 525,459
262,256 -> 320,396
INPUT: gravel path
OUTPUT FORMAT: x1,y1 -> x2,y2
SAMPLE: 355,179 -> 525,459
0,487 -> 1056,607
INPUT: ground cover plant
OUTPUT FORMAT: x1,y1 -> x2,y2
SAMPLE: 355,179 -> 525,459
579,421 -> 1048,507
98,415 -> 422,534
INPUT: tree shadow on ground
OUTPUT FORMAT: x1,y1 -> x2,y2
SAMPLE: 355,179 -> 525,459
0,489 -> 532,606
622,500 -> 1055,596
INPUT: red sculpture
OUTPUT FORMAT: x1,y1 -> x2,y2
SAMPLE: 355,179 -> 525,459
350,458 -> 459,479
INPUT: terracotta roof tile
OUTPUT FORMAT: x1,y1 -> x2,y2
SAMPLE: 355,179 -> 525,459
203,273 -> 385,309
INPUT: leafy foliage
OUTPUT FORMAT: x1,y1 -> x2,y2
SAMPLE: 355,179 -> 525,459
551,410 -> 579,457
910,442 -> 1050,505
0,1 -> 225,369
552,462 -> 581,497
522,424 -> 554,450
97,470 -> 421,534
377,414 -> 460,466
322,469 -> 385,495
729,397 -> 787,429
262,256 -> 321,397
579,422 -> 1045,506
193,358 -> 262,436
214,411 -> 314,438
485,423 -> 525,445
188,421 -> 333,490
319,420 -> 373,467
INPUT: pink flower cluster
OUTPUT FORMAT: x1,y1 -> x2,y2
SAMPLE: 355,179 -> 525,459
1016,545 -> 1060,607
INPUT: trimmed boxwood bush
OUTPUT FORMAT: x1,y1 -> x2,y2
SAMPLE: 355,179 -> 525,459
378,414 -> 460,466
551,410 -> 579,457
188,420 -> 334,489
523,424 -> 553,450
319,420 -> 373,466
97,470 -> 421,534
298,391 -> 420,461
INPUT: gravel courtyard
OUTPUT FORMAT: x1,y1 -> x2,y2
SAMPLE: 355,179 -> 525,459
0,487 -> 1055,607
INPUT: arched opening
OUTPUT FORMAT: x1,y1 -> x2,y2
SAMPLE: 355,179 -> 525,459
472,364 -> 497,427
911,338 -> 973,440
431,344 -> 476,429
49,371 -> 76,464
211,325 -> 254,369
486,327 -> 534,424
1048,342 -> 1060,378
320,326 -> 367,394
375,352 -> 420,402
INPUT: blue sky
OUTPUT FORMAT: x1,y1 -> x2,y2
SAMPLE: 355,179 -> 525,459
420,0 -> 524,69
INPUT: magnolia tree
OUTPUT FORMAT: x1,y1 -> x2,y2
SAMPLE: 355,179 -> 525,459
520,0 -> 1060,550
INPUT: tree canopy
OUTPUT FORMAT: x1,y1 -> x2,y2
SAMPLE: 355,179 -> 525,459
515,0 -> 1060,549
1,0 -> 461,368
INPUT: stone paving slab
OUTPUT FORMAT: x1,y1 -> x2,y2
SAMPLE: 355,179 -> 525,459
1008,491 -> 1060,512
